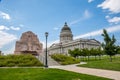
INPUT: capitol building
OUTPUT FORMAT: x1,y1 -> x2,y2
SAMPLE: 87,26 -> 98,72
48,22 -> 101,55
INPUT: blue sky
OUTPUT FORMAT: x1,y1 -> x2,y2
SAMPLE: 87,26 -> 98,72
0,0 -> 120,54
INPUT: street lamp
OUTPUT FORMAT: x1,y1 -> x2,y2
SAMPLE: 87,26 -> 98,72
59,42 -> 62,54
45,32 -> 48,68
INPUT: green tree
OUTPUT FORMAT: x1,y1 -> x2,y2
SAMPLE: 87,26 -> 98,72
68,48 -> 79,58
81,48 -> 88,61
85,48 -> 90,61
90,48 -> 98,60
115,46 -> 120,55
95,48 -> 103,60
102,29 -> 116,61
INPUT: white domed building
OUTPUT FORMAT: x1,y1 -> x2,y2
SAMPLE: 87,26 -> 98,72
48,22 -> 101,55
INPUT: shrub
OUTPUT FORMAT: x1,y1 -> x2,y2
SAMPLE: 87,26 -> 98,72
51,54 -> 80,65
0,54 -> 43,67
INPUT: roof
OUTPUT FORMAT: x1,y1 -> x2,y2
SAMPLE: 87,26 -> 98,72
61,22 -> 71,32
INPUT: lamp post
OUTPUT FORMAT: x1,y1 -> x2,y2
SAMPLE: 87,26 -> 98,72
59,42 -> 62,54
45,32 -> 48,68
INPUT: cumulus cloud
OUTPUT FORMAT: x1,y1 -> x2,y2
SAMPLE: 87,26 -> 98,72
97,0 -> 120,13
0,25 -> 10,30
0,25 -> 19,48
88,0 -> 94,3
0,11 -> 11,20
74,25 -> 120,39
105,15 -> 120,24
108,17 -> 120,24
0,31 -> 17,48
10,26 -> 20,31
0,25 -> 21,31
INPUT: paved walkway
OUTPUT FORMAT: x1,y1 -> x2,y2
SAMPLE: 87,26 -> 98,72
49,64 -> 120,80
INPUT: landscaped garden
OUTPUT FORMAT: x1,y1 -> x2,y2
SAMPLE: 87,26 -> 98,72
0,68 -> 112,80
0,54 -> 43,67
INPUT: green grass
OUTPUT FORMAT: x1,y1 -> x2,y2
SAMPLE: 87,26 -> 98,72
78,56 -> 120,71
0,68 -> 111,80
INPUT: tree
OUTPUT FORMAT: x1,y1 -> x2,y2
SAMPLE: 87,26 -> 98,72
81,48 -> 88,61
68,49 -> 73,57
73,48 -> 80,58
96,48 -> 103,60
102,29 -> 116,61
115,46 -> 120,55
68,48 -> 79,58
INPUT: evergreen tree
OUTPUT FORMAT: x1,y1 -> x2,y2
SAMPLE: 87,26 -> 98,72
102,29 -> 116,61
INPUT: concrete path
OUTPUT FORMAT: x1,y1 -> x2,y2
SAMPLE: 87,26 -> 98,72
49,64 -> 120,80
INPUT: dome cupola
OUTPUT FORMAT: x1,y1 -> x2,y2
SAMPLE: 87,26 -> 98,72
61,22 -> 71,31
60,22 -> 73,43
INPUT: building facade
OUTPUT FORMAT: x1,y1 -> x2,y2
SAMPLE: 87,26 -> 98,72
48,22 -> 101,55
14,31 -> 43,56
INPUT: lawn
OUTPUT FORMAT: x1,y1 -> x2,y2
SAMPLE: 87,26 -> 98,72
0,68 -> 111,80
78,55 -> 120,71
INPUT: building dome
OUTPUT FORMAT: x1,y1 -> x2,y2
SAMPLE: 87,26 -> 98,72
60,22 -> 73,42
61,23 -> 71,31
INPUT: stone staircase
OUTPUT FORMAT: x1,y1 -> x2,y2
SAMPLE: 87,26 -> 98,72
38,54 -> 60,66
47,56 -> 60,66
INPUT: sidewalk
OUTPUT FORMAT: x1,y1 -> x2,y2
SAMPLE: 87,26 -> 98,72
49,64 -> 120,80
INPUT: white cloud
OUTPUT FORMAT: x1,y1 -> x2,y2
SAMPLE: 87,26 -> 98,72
105,15 -> 110,19
0,25 -> 10,30
19,24 -> 24,27
97,0 -> 120,13
70,10 -> 91,26
0,25 -> 21,31
42,40 -> 59,49
108,17 -> 120,24
105,15 -> 120,24
74,25 -> 120,39
53,27 -> 59,30
0,31 -> 17,48
70,19 -> 81,26
10,26 -> 20,31
84,10 -> 91,19
88,0 -> 94,3
3,45 -> 15,55
48,40 -> 59,47
0,11 -> 11,20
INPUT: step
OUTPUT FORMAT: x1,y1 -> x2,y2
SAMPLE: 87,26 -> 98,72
38,54 -> 60,66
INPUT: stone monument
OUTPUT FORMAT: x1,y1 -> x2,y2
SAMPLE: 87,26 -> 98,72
14,31 -> 43,56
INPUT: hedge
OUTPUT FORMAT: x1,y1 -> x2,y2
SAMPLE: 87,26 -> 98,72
0,54 -> 43,67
